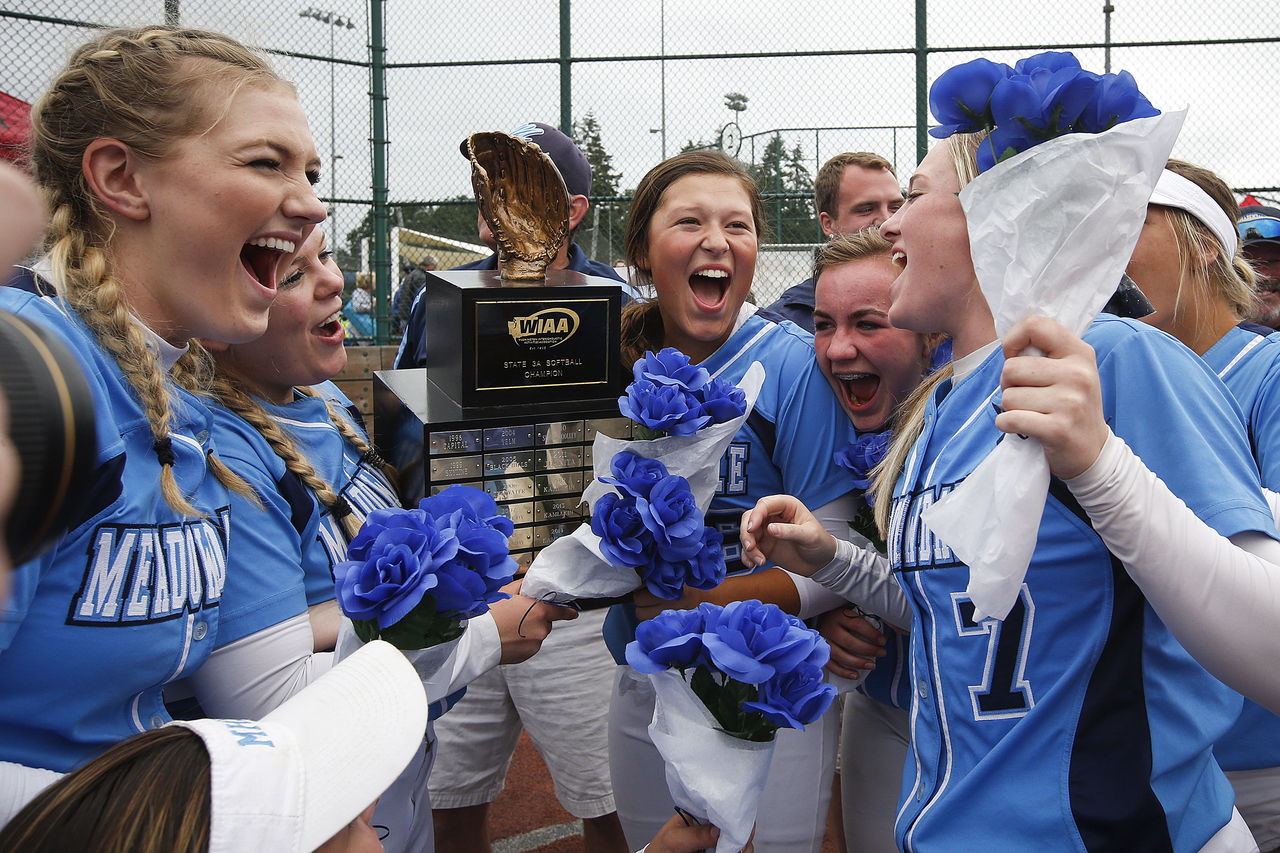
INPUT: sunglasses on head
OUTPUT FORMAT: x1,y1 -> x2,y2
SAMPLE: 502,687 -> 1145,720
1239,215 -> 1280,243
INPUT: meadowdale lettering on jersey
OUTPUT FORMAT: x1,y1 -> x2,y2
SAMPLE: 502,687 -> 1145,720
889,483 -> 962,572
70,508 -> 231,625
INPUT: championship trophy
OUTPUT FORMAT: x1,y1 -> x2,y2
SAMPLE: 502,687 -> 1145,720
374,131 -> 629,569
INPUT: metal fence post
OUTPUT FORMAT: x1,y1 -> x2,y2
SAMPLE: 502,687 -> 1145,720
369,0 -> 390,345
559,0 -> 572,135
915,0 -> 928,164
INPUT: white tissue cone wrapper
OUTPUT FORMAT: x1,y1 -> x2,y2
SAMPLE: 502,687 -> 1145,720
334,616 -> 465,700
648,668 -> 774,853
520,362 -> 766,602
921,109 -> 1186,621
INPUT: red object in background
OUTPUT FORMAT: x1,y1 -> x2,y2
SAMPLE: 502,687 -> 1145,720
0,92 -> 31,164
1241,194 -> 1262,207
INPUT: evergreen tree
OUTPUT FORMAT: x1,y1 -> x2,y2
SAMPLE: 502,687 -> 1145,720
781,143 -> 818,242
572,112 -> 628,262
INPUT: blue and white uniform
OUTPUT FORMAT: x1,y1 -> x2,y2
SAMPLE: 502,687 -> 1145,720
1201,322 -> 1280,850
607,308 -> 856,853
889,317 -> 1270,852
0,271 -> 230,777
211,381 -> 398,646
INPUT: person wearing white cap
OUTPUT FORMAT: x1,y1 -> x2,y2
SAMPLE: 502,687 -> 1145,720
1127,159 -> 1280,853
0,640 -> 427,852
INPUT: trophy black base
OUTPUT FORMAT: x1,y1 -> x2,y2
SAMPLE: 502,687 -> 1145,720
373,368 -> 631,571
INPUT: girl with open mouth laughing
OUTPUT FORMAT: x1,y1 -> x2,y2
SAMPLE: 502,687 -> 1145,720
606,150 -> 858,853
741,129 -> 1280,851
194,226 -> 577,853
0,26 -> 325,820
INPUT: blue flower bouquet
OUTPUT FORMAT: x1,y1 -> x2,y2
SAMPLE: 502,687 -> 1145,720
333,485 -> 516,676
521,349 -> 765,603
625,600 -> 837,852
918,51 -> 1185,620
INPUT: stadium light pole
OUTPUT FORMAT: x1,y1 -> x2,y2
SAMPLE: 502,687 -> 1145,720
299,7 -> 356,249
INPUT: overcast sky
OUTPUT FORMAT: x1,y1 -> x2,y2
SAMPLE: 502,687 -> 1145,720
4,0 -> 1278,224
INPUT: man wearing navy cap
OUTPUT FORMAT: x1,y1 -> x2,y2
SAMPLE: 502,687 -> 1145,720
394,122 -> 631,369
417,129 -> 631,852
1240,205 -> 1280,329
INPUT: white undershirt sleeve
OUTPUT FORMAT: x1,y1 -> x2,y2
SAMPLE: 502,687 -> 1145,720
809,537 -> 912,631
188,613 -> 334,720
1066,431 -> 1280,714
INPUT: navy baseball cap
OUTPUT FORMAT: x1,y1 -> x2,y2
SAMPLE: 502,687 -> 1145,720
460,122 -> 592,198
1238,205 -> 1280,249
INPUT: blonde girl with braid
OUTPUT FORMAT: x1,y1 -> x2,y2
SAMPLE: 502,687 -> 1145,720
189,226 -> 577,853
0,25 -> 326,821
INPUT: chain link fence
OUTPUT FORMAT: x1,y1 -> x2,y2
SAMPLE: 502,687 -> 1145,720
2,1 -> 1277,341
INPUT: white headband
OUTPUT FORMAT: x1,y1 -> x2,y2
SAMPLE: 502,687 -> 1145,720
1149,169 -> 1239,257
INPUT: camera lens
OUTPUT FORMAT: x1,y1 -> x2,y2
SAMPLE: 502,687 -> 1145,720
0,311 -> 96,564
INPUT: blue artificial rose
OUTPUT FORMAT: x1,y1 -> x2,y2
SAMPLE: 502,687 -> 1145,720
347,507 -> 439,563
1012,50 -> 1081,76
602,451 -> 670,500
625,606 -> 708,673
633,347 -> 710,392
423,555 -> 489,617
928,58 -> 1012,138
1079,70 -> 1159,133
692,377 -> 747,426
976,121 -> 1039,172
640,554 -> 688,600
637,475 -> 704,560
701,599 -> 827,684
591,491 -> 654,568
419,484 -> 515,538
686,526 -> 726,590
743,663 -> 838,730
833,430 -> 893,495
619,378 -> 704,434
334,520 -> 460,629
445,516 -> 516,611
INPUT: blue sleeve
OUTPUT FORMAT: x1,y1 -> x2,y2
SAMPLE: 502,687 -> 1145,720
770,340 -> 857,508
1091,319 -> 1276,539
213,436 -> 313,647
1248,364 -> 1280,490
394,288 -> 427,369
0,289 -> 126,650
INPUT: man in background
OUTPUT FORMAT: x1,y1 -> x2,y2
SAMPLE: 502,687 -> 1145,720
761,152 -> 902,332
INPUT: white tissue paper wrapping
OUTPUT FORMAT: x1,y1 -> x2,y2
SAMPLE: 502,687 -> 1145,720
519,362 -> 766,602
920,109 -> 1186,621
648,668 -> 773,853
334,617 -> 464,701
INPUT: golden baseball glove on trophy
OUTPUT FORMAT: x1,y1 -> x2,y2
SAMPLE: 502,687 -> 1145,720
465,131 -> 571,281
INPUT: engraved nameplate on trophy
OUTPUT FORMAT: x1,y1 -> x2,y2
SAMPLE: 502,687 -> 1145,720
429,429 -> 483,456
585,417 -> 633,441
484,450 -> 536,477
483,425 -> 536,450
533,522 -> 576,549
534,496 -> 583,523
536,420 -> 584,447
536,446 -> 583,471
508,527 -> 534,551
429,455 -> 483,482
496,501 -> 535,525
534,471 -> 583,497
484,477 -> 536,502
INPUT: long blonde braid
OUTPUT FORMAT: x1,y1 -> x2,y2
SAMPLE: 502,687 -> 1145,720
31,27 -> 281,515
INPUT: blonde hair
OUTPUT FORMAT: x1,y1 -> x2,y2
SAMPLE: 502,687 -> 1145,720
207,377 -> 375,541
870,133 -> 985,530
1157,159 -> 1256,332
31,27 -> 281,514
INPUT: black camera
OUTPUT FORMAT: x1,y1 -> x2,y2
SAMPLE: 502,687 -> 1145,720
0,310 -> 97,564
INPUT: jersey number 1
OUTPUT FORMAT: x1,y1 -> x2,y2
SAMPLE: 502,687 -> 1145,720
952,585 -> 1036,721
